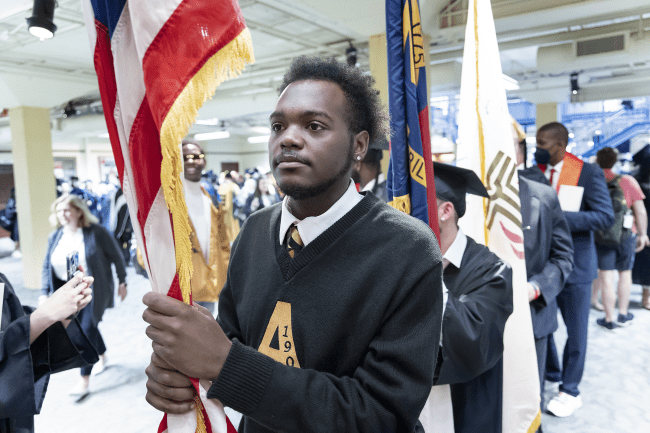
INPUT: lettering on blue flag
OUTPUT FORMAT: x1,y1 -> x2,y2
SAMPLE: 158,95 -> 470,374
386,0 -> 439,239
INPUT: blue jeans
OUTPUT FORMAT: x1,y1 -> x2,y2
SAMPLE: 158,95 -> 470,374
78,302 -> 106,377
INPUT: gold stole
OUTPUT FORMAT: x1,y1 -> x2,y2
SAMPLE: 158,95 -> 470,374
188,191 -> 230,302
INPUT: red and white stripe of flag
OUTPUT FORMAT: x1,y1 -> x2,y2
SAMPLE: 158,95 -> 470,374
81,1 -> 252,432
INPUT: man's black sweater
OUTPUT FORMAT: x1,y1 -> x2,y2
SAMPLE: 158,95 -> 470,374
208,193 -> 443,433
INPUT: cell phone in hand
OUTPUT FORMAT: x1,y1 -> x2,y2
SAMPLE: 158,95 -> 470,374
66,251 -> 81,320
66,251 -> 80,280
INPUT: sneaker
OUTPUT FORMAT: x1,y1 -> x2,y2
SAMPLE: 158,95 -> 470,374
596,318 -> 617,330
92,354 -> 107,376
546,392 -> 583,417
616,312 -> 634,327
68,379 -> 89,397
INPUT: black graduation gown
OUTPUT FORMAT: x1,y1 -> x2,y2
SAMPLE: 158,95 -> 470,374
434,236 -> 514,433
0,274 -> 97,433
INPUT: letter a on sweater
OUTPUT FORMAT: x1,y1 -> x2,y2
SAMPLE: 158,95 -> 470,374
258,301 -> 300,368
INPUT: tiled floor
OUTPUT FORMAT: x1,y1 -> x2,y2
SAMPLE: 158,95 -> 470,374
2,256 -> 649,432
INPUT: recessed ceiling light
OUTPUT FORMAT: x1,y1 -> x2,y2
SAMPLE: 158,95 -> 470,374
194,131 -> 230,140
195,118 -> 220,125
250,126 -> 271,134
247,135 -> 270,144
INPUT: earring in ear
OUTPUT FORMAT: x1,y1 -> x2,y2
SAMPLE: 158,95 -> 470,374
356,156 -> 361,160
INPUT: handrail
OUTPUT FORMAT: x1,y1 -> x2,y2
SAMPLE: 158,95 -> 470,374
582,122 -> 650,158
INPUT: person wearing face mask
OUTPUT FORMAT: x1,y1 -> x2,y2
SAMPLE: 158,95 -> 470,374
534,122 -> 614,418
512,123 -> 574,424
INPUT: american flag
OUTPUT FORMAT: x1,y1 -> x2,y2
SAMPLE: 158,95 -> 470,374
81,1 -> 254,432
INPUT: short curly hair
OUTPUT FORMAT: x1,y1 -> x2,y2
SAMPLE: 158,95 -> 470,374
279,56 -> 389,144
538,122 -> 569,146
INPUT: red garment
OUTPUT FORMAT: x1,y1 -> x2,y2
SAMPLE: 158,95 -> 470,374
603,169 -> 645,232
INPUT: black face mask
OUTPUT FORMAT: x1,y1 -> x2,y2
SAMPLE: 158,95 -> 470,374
534,148 -> 551,165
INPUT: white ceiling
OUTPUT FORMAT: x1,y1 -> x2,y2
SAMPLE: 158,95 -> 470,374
0,0 -> 648,148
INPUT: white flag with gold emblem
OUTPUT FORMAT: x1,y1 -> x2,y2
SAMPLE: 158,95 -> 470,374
456,0 -> 541,432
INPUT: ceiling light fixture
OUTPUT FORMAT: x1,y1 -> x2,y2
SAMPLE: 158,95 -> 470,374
194,131 -> 230,141
346,42 -> 358,67
249,126 -> 271,134
194,118 -> 219,125
27,0 -> 57,41
247,135 -> 270,144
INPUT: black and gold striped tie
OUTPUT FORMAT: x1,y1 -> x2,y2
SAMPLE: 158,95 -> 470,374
286,224 -> 304,258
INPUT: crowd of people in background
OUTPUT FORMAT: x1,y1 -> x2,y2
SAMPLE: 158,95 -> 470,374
3,55 -> 650,433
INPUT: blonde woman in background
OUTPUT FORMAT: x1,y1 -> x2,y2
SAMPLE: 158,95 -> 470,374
40,194 -> 127,397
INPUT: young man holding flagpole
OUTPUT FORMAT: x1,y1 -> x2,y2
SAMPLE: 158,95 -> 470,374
142,56 -> 444,433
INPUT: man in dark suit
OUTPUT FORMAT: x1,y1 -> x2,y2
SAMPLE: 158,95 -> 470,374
535,122 -> 614,417
515,136 -> 574,414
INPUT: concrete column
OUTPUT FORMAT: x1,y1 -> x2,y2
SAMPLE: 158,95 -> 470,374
368,33 -> 391,176
9,106 -> 56,289
536,103 -> 558,128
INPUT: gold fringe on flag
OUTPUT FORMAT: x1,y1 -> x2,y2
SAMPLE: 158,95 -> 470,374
157,27 -> 254,433
194,398 -> 208,433
389,194 -> 411,214
159,27 -> 254,305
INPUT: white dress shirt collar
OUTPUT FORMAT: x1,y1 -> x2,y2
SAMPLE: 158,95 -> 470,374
362,173 -> 385,193
279,180 -> 363,246
443,227 -> 467,269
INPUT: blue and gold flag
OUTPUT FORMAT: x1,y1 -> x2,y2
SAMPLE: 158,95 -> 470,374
386,0 -> 439,240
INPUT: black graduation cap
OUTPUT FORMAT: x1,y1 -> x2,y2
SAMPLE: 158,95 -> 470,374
369,136 -> 389,150
363,137 -> 388,164
433,162 -> 489,218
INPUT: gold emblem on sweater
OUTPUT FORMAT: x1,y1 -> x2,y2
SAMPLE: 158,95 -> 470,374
258,301 -> 300,368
